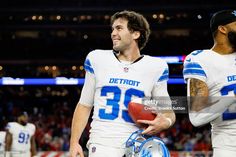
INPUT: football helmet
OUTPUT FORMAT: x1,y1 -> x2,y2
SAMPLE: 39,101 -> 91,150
125,130 -> 170,157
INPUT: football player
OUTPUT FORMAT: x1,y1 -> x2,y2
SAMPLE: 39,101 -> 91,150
183,10 -> 236,157
69,10 -> 176,157
5,111 -> 37,157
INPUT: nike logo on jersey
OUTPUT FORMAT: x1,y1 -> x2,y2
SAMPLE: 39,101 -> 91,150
109,78 -> 140,87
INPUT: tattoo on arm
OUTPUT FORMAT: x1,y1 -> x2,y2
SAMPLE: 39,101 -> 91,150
190,78 -> 209,111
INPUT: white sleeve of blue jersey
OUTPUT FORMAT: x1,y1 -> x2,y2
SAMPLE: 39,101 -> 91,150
78,52 -> 96,107
152,61 -> 171,107
6,122 -> 13,133
189,99 -> 235,126
187,79 -> 236,126
30,123 -> 36,135
153,61 -> 169,97
183,54 -> 207,83
152,82 -> 172,108
152,81 -> 169,97
79,70 -> 96,107
189,99 -> 236,126
157,62 -> 169,83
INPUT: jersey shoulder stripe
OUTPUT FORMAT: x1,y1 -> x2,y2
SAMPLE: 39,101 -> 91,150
183,62 -> 207,77
158,68 -> 169,82
183,49 -> 209,82
145,56 -> 169,82
84,49 -> 113,74
84,59 -> 94,74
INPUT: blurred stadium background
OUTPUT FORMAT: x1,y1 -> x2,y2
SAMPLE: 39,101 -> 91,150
0,0 -> 236,156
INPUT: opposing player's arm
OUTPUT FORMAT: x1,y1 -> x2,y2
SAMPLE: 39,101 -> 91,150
30,135 -> 37,156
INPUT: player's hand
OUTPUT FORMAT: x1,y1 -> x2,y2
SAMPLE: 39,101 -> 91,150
69,142 -> 84,157
137,113 -> 171,135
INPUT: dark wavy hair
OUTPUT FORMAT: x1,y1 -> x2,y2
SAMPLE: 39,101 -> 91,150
110,10 -> 151,50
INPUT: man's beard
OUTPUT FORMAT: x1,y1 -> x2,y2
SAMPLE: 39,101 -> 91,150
228,31 -> 236,50
20,121 -> 27,126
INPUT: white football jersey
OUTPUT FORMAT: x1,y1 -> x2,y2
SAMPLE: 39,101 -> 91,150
6,122 -> 35,153
0,131 -> 6,153
79,50 -> 170,148
183,49 -> 236,151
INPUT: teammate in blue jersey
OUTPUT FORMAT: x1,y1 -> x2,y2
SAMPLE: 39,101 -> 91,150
183,10 -> 236,157
69,10 -> 176,157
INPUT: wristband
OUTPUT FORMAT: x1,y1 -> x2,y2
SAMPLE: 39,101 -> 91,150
166,118 -> 172,127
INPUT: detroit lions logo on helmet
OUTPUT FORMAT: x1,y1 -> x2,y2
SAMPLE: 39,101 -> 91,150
140,148 -> 152,157
125,130 -> 170,157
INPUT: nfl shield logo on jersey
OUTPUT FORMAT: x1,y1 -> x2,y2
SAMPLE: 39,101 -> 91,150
92,146 -> 96,153
124,67 -> 129,73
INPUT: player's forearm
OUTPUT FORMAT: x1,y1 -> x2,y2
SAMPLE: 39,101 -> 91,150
189,97 -> 236,126
188,78 -> 236,126
31,136 -> 37,156
70,104 -> 92,145
189,112 -> 220,127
